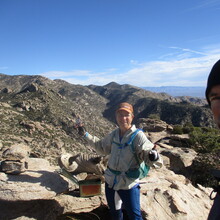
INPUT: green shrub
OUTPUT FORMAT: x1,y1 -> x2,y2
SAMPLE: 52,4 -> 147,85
182,122 -> 194,133
189,127 -> 220,153
172,125 -> 184,134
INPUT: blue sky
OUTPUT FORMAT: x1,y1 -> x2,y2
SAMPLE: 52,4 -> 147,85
1,0 -> 220,87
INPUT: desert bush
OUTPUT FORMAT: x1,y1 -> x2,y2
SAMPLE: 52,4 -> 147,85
182,122 -> 194,133
172,125 -> 184,134
189,127 -> 220,153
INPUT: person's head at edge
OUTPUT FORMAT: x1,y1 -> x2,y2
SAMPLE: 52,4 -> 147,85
116,102 -> 134,136
206,59 -> 220,128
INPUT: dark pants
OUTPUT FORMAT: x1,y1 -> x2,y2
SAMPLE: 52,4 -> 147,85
105,183 -> 143,220
208,193 -> 220,220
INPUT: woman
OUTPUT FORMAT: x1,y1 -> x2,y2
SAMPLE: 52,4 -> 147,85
78,102 -> 163,220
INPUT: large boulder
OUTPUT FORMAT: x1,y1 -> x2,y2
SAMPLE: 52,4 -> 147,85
0,158 -> 68,201
137,118 -> 173,132
159,147 -> 197,177
140,167 -> 212,220
2,143 -> 30,161
0,143 -> 31,174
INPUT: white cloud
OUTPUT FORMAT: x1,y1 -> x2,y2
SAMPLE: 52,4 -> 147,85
39,45 -> 220,87
169,47 -> 207,56
41,70 -> 93,78
115,46 -> 219,87
40,69 -> 120,85
120,55 -> 218,87
63,75 -> 119,86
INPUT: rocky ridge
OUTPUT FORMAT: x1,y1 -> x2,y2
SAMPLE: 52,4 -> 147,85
88,82 -> 214,127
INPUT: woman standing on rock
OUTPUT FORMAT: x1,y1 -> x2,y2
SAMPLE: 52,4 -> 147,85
63,102 -> 163,220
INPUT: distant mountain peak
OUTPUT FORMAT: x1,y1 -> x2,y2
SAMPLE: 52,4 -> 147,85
105,82 -> 120,87
143,86 -> 205,98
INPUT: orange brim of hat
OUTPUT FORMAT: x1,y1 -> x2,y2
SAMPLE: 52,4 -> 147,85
117,107 -> 133,114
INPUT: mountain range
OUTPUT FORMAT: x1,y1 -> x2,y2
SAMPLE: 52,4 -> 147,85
143,86 -> 206,98
0,73 -> 215,164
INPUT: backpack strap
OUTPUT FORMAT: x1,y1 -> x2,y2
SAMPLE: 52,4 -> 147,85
112,129 -> 141,149
127,129 -> 141,146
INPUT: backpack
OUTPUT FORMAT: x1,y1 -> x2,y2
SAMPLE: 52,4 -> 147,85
111,129 -> 150,179
125,129 -> 150,179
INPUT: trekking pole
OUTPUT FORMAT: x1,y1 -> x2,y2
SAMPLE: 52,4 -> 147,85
57,168 -> 79,186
